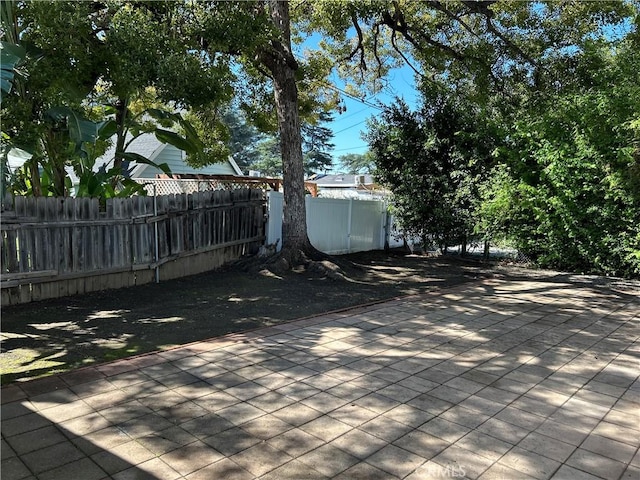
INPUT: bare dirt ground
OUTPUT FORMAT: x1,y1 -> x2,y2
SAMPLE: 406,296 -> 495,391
1,249 -> 637,384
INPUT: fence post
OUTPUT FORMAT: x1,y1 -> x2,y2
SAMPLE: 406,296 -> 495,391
383,204 -> 391,252
266,191 -> 283,251
347,198 -> 353,253
153,183 -> 160,283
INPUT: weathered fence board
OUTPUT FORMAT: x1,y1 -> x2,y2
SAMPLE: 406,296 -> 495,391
1,189 -> 266,305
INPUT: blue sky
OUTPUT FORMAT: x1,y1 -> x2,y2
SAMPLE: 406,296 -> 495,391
296,33 -> 420,172
302,10 -> 636,174
328,64 -> 419,169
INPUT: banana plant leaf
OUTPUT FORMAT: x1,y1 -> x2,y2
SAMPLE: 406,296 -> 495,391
98,120 -> 118,140
119,151 -> 171,175
46,106 -> 102,147
0,41 -> 26,101
154,129 -> 198,155
146,108 -> 205,154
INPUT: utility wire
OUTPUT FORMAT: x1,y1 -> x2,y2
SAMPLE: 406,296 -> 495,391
328,83 -> 385,111
293,52 -> 386,112
333,144 -> 369,152
332,106 -> 371,123
333,119 -> 368,135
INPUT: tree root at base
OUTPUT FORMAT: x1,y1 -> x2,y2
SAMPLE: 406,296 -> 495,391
230,244 -> 359,281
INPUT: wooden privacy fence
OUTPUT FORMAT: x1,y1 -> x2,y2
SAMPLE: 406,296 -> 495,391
1,189 -> 266,305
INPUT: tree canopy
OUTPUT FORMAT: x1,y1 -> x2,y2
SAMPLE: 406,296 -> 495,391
479,33 -> 640,277
359,2 -> 639,276
337,152 -> 374,175
1,1 -> 232,197
2,0 -> 638,273
248,112 -> 335,177
367,95 -> 496,251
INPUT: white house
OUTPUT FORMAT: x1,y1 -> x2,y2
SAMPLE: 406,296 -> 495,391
95,133 -> 243,178
5,133 -> 243,196
306,173 -> 387,199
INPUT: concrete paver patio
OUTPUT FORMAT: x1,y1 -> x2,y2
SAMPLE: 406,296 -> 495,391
1,278 -> 639,479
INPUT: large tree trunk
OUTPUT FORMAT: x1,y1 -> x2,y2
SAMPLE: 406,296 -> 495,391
273,65 -> 312,254
261,0 -> 314,260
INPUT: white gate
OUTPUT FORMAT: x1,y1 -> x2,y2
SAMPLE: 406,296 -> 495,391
266,192 -> 403,254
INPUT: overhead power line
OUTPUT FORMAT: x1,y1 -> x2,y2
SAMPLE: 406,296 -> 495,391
333,119 -> 368,135
333,144 -> 369,152
328,83 -> 385,111
292,52 -> 386,112
332,106 -> 371,123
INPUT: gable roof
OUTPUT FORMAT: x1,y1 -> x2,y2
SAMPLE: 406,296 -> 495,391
94,133 -> 243,177
94,133 -> 166,177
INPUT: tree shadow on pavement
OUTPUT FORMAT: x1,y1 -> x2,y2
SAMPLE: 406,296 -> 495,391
1,251 -> 489,384
2,276 -> 638,479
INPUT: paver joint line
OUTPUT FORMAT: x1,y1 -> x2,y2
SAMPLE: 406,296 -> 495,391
1,278 -> 638,480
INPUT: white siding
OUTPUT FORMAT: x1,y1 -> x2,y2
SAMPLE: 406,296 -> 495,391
135,145 -> 238,178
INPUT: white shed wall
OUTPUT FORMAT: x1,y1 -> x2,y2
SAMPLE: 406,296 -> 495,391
266,192 -> 405,254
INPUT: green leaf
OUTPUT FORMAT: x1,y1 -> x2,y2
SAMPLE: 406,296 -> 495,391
119,178 -> 147,197
119,151 -> 172,175
145,108 -> 177,123
154,129 -> 197,155
46,106 -> 101,147
98,120 -> 118,140
0,41 -> 26,100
